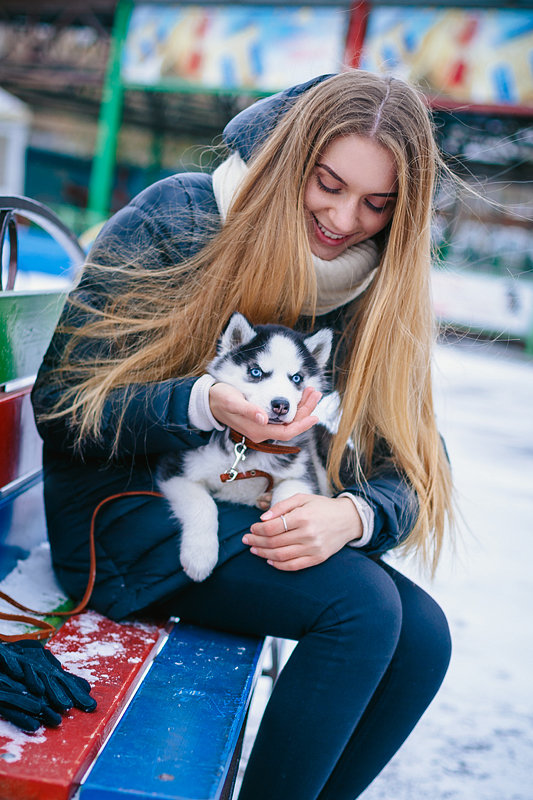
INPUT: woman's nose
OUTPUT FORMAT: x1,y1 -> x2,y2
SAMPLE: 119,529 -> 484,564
330,198 -> 359,234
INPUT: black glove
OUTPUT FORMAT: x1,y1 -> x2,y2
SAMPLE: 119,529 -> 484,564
0,672 -> 62,732
0,640 -> 97,714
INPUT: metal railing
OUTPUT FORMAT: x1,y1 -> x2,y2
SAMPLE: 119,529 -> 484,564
0,195 -> 85,291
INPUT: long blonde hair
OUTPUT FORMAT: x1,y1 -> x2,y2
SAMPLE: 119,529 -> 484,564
50,70 -> 454,570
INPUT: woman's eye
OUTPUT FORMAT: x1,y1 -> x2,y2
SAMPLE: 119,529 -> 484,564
316,174 -> 340,195
249,366 -> 263,380
365,199 -> 388,214
291,373 -> 303,385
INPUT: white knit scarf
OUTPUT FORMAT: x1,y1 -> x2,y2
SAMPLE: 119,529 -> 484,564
212,152 -> 379,315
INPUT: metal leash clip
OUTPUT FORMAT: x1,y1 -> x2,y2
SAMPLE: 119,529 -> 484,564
226,436 -> 248,481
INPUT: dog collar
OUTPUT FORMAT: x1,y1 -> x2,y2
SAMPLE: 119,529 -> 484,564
220,430 -> 300,489
220,468 -> 274,492
229,428 -> 301,455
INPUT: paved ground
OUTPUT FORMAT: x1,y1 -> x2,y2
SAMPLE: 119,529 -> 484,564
237,337 -> 533,799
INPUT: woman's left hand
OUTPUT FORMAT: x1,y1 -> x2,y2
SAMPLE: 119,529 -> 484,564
242,494 -> 363,571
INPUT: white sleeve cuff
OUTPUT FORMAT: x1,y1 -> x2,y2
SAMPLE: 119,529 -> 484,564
338,493 -> 374,548
188,374 -> 225,432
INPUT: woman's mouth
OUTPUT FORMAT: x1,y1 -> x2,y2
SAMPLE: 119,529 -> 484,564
312,215 -> 352,247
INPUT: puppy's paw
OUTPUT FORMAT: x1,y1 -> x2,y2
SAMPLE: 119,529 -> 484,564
180,533 -> 219,582
255,491 -> 272,511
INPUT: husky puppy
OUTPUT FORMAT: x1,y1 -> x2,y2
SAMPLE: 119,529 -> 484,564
158,312 -> 332,582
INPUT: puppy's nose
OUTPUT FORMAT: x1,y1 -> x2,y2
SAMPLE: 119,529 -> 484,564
271,397 -> 290,417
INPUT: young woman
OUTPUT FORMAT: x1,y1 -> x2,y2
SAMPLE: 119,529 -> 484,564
32,71 -> 454,799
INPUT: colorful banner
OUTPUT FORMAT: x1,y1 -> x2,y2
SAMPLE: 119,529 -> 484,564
360,7 -> 533,107
121,5 -> 348,92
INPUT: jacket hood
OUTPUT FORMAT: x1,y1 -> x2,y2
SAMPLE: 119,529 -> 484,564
222,74 -> 333,162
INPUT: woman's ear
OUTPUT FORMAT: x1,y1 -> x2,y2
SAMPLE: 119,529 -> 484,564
218,312 -> 256,354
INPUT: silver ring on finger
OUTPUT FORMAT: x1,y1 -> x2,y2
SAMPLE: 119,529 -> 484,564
280,514 -> 288,532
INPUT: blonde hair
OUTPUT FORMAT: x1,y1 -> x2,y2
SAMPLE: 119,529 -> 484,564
50,70 -> 454,571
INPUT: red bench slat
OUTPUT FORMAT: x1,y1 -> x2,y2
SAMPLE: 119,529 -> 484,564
0,387 -> 42,490
0,611 -> 164,800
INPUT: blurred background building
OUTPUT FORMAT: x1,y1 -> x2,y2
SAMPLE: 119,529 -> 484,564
1,0 -> 532,347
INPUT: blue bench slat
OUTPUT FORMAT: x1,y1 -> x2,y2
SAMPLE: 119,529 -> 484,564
79,623 -> 264,800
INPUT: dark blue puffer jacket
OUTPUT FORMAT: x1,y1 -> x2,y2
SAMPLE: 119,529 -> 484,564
31,76 -> 417,620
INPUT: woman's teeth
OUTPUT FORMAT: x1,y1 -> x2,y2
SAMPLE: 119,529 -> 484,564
316,219 -> 346,240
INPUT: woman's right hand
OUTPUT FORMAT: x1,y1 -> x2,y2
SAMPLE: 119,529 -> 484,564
208,383 -> 322,443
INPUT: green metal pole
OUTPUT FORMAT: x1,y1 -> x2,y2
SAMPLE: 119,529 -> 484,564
525,304 -> 533,356
87,0 -> 133,220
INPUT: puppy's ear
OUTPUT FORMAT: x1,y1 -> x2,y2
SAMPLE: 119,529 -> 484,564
303,328 -> 333,369
218,313 -> 256,354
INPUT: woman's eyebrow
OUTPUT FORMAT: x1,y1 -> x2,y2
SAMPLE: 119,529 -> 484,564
316,162 -> 398,197
315,161 -> 348,186
316,162 -> 347,186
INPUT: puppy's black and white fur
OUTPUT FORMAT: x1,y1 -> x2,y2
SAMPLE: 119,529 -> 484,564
158,312 -> 332,582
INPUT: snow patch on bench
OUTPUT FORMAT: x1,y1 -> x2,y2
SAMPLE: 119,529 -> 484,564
0,543 -> 67,638
0,723 -> 47,763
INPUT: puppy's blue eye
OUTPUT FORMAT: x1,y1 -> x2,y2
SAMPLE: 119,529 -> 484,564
249,366 -> 263,380
291,373 -> 303,385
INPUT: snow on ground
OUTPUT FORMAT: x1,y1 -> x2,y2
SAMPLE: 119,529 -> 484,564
238,337 -> 533,799
362,337 -> 533,799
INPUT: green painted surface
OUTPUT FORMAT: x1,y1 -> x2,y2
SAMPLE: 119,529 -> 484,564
526,316 -> 533,356
0,291 -> 66,384
44,599 -> 76,637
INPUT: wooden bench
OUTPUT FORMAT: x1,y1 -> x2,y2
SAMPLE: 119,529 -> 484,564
0,196 -> 274,800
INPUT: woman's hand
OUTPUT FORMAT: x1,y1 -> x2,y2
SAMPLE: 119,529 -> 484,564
209,383 -> 322,443
242,494 -> 363,571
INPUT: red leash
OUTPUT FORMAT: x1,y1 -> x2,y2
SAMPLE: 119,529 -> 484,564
0,491 -> 163,642
1,430 -> 300,641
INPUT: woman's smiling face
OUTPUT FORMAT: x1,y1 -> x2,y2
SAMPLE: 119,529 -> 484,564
304,135 -> 398,261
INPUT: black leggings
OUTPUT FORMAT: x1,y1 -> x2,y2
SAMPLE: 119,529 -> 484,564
158,546 -> 451,799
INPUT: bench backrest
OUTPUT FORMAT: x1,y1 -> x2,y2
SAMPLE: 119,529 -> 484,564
0,196 -> 84,499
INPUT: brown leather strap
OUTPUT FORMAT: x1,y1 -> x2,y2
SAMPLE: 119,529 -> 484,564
220,469 -> 274,492
0,490 -> 163,642
229,428 -> 300,455
0,611 -> 56,642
